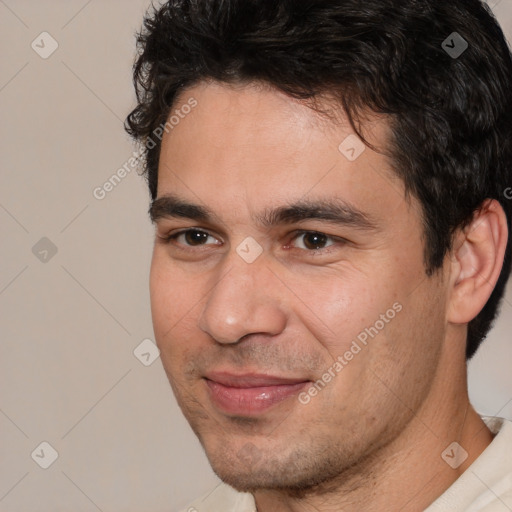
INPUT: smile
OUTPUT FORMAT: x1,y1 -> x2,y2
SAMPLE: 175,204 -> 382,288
203,372 -> 310,416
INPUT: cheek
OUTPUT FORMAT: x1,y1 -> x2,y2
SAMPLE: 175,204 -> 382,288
293,269 -> 395,357
359,278 -> 447,414
149,254 -> 204,354
305,285 -> 445,432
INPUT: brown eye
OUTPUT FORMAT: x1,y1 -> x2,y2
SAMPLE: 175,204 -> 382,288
184,230 -> 210,245
301,232 -> 329,250
161,229 -> 221,247
291,231 -> 335,251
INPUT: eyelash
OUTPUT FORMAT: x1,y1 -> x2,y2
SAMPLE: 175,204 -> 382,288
157,229 -> 218,247
157,228 -> 344,253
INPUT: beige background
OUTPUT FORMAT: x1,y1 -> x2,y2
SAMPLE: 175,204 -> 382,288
0,1 -> 511,511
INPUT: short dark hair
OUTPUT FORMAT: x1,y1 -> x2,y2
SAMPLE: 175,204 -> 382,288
125,0 -> 512,359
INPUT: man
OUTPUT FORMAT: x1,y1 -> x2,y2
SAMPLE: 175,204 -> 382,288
125,0 -> 512,510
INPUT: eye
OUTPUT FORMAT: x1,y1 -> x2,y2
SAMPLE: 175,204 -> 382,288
159,228 -> 221,247
290,231 -> 336,251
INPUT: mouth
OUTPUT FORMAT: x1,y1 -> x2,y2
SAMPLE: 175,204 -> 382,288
203,371 -> 311,416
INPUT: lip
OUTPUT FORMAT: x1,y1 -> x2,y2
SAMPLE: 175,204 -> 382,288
204,372 -> 310,415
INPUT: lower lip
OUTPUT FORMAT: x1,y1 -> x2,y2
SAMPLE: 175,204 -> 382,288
205,379 -> 309,415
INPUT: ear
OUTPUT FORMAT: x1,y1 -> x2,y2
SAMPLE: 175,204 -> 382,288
447,199 -> 508,324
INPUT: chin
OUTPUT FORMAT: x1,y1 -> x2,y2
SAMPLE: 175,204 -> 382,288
212,462 -> 347,499
212,467 -> 276,493
206,442 -> 349,496
204,443 -> 290,491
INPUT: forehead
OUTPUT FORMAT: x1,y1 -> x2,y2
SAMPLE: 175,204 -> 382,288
157,80 -> 412,227
169,80 -> 391,153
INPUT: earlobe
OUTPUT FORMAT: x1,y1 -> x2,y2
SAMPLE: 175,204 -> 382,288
447,199 -> 508,325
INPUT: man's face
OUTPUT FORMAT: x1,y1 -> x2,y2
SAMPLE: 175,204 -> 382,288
150,81 -> 449,492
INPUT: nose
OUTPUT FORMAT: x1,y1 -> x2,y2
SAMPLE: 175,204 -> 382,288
198,253 -> 287,344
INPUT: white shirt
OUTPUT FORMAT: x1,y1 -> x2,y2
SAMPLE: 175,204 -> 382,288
179,417 -> 512,512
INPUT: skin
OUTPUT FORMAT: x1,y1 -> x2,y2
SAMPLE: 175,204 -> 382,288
149,80 -> 508,511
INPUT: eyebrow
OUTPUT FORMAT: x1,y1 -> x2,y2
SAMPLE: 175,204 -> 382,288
149,193 -> 379,231
256,199 -> 378,231
149,194 -> 216,223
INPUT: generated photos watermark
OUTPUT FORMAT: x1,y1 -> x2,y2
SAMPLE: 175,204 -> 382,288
299,301 -> 403,405
93,96 -> 198,200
